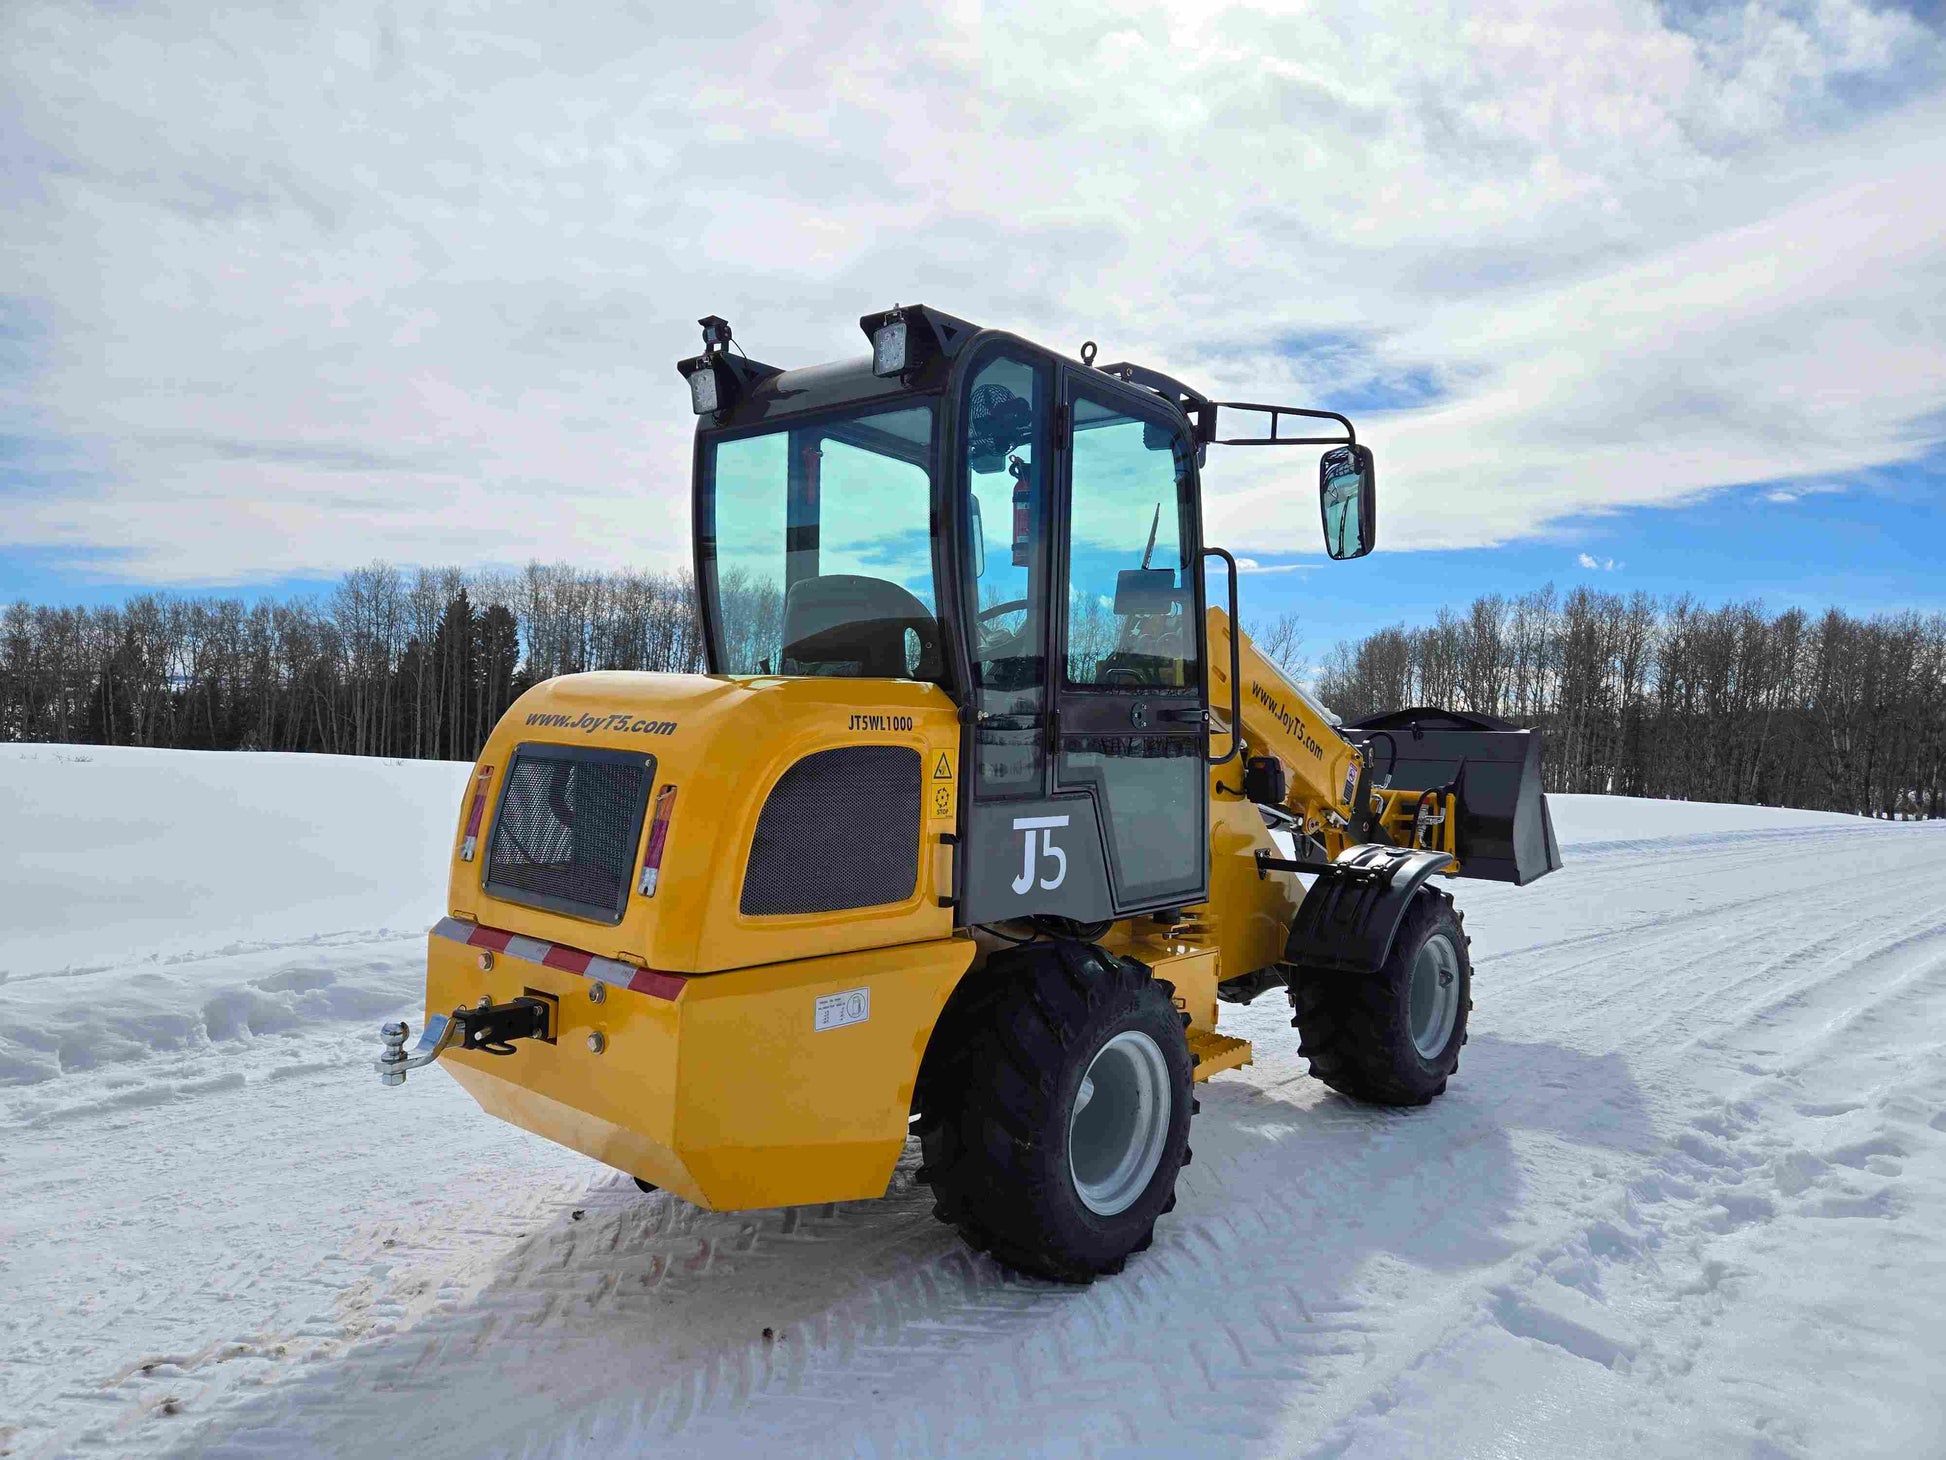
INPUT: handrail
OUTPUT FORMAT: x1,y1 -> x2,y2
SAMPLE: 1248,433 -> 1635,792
1202,547 -> 1243,766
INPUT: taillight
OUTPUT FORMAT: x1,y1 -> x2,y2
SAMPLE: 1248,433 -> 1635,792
459,764 -> 493,862
639,784 -> 677,896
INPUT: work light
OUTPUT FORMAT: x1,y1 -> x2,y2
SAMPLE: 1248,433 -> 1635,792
688,362 -> 720,414
677,354 -> 726,416
871,317 -> 909,377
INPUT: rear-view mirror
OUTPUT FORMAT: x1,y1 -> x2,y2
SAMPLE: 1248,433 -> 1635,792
1320,444 -> 1376,560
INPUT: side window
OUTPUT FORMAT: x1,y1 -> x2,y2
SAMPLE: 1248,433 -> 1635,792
1064,400 -> 1197,689
962,353 -> 1047,797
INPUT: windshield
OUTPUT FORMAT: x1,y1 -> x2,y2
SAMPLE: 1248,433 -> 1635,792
700,402 -> 941,678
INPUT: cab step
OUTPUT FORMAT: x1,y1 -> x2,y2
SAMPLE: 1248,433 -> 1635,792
1187,1030 -> 1252,1081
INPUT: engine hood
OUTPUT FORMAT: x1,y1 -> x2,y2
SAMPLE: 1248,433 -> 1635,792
447,671 -> 962,974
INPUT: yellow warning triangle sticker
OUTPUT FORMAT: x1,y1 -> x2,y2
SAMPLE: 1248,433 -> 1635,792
933,752 -> 953,780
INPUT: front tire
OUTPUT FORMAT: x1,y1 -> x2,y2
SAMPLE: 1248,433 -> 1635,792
917,941 -> 1194,1282
1286,889 -> 1471,1106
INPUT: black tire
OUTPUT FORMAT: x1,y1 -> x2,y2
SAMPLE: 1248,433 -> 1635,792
1286,888 -> 1471,1106
916,940 -> 1194,1283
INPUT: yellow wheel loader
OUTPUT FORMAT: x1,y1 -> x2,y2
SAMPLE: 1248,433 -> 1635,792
374,307 -> 1561,1282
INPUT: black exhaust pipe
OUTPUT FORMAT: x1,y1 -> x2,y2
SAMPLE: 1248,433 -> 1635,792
1341,707 -> 1563,885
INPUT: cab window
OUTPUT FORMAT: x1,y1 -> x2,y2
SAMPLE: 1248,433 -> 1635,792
703,404 -> 940,679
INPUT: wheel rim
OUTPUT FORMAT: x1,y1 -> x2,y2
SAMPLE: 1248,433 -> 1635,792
1068,1030 -> 1173,1217
1408,932 -> 1461,1059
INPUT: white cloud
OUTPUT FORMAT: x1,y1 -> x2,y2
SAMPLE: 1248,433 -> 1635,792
0,1 -> 1941,583
1577,553 -> 1623,571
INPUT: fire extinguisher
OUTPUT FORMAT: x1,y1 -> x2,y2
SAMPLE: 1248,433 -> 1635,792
1010,456 -> 1030,567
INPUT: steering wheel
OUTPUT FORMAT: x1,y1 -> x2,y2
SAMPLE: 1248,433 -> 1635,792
974,598 -> 1031,661
977,598 -> 1029,623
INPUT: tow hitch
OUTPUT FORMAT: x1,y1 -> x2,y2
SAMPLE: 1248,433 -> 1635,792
375,995 -> 553,1087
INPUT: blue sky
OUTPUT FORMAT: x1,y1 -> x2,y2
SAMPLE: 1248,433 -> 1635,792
3,1 -> 1943,660
1226,448 -> 1946,649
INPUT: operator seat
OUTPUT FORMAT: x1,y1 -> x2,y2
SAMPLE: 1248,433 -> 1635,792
781,574 -> 943,680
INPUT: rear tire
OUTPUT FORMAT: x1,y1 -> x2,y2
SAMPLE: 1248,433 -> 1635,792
916,941 -> 1194,1283
1286,889 -> 1470,1106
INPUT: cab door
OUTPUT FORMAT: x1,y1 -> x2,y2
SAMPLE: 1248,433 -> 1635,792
1052,378 -> 1208,912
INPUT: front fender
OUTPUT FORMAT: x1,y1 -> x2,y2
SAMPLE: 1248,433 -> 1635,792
1284,844 -> 1453,974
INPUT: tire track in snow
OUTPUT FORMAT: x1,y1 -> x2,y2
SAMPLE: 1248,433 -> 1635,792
60,821 -> 1946,1458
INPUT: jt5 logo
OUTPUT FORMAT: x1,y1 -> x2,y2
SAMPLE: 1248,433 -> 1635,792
1010,814 -> 1069,895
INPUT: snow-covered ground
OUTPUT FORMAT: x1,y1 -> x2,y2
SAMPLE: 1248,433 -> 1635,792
3,745 -> 1942,1458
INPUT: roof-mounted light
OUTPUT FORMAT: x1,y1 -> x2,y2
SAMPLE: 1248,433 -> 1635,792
680,356 -> 722,414
871,309 -> 910,377
677,315 -> 738,417
857,303 -> 978,382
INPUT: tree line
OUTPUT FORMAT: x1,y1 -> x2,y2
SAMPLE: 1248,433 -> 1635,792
1315,585 -> 1945,818
0,564 -> 703,761
5,568 -> 1940,817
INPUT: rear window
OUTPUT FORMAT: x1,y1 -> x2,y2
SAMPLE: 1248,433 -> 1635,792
483,744 -> 654,924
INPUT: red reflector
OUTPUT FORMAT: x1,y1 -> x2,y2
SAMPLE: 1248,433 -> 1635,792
460,764 -> 493,862
639,783 -> 677,896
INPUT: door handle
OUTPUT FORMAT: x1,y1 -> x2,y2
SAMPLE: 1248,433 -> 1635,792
1161,707 -> 1208,724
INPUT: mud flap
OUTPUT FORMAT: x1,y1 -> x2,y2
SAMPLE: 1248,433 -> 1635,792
1342,707 -> 1563,885
1284,845 -> 1456,975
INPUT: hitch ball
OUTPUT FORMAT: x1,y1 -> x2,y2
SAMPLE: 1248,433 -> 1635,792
374,1014 -> 460,1087
378,1021 -> 411,1087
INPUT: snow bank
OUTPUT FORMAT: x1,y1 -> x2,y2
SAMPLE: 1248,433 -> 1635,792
0,745 -> 468,1086
1547,792 -> 1867,848
0,744 -> 469,979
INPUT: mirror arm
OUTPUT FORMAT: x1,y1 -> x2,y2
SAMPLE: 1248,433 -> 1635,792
1200,401 -> 1355,449
1202,547 -> 1244,767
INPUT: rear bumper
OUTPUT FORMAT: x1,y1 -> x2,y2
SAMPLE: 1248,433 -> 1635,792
424,921 -> 972,1210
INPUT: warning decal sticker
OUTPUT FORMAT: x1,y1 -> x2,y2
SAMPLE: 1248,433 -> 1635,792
933,752 -> 953,779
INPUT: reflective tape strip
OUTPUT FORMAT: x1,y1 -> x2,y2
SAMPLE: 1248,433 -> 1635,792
627,968 -> 687,999
542,944 -> 593,975
427,918 -> 685,1001
505,934 -> 553,965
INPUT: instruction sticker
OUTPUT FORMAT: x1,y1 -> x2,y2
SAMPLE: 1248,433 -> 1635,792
933,752 -> 953,779
815,988 -> 870,1032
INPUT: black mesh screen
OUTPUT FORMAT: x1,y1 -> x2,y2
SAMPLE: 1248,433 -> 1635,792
742,746 -> 921,915
484,745 -> 654,923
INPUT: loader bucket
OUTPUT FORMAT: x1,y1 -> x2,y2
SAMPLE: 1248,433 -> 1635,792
1341,707 -> 1563,885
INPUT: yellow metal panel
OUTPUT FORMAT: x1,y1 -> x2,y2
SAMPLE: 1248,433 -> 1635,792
449,672 -> 961,974
1102,932 -> 1221,1031
426,929 -> 974,1211
1186,1030 -> 1253,1080
1207,609 -> 1363,823
1191,787 -> 1303,994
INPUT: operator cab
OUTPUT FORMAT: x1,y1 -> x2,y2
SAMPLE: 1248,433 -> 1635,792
683,307 -> 1372,927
